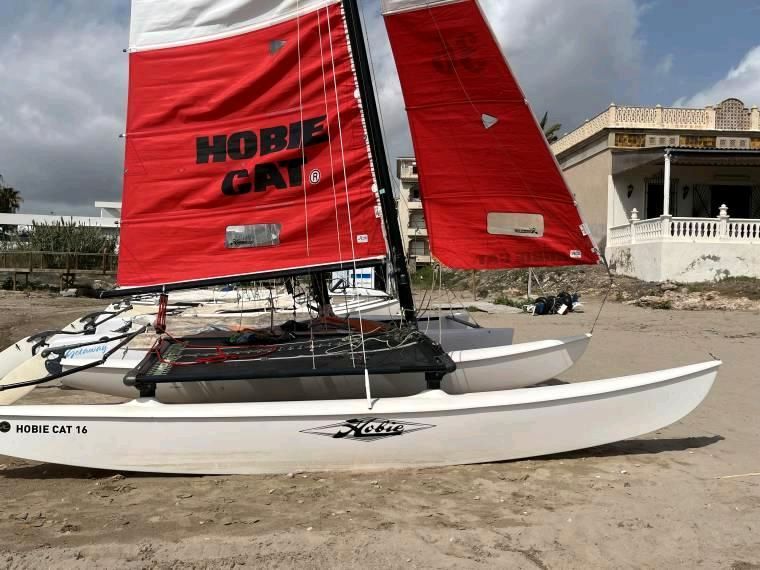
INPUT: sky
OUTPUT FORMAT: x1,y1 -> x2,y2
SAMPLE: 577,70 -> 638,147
0,0 -> 759,216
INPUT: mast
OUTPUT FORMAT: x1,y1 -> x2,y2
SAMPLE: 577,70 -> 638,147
342,0 -> 417,325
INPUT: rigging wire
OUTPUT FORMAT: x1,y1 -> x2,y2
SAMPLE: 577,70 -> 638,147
328,3 -> 371,385
316,6 -> 356,367
357,0 -> 413,315
296,0 -> 311,256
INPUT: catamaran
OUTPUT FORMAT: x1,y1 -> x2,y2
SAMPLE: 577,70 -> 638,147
0,0 -> 719,474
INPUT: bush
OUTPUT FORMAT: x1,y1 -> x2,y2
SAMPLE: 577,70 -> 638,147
0,220 -> 117,270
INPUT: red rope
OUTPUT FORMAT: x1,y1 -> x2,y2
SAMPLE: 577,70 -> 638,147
155,293 -> 168,333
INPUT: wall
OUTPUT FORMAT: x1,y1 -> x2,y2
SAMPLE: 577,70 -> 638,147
561,149 -> 612,247
607,241 -> 760,282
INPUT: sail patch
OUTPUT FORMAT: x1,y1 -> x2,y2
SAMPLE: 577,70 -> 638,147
487,213 -> 544,238
226,224 -> 281,249
481,114 -> 499,129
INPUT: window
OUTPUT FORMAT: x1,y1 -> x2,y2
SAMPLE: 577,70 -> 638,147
409,211 -> 426,230
226,224 -> 281,249
412,164 -> 418,175
409,183 -> 421,201
409,238 -> 430,257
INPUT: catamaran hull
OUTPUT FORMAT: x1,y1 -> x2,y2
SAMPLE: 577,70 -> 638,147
59,334 -> 589,403
0,361 -> 719,474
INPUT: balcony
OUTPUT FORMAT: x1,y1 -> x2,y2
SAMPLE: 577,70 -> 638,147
606,206 -> 760,282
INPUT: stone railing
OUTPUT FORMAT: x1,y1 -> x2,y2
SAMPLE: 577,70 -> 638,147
608,224 -> 631,246
608,206 -> 760,246
552,102 -> 760,155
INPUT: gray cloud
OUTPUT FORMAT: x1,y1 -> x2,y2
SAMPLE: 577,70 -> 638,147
0,0 -> 644,214
0,1 -> 129,215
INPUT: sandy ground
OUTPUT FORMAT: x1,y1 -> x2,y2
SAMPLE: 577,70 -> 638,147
0,292 -> 758,569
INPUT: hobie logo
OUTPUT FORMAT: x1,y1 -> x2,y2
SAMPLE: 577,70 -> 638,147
195,116 -> 329,196
0,421 -> 10,434
301,417 -> 435,442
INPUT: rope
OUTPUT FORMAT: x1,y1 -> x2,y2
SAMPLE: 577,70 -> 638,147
317,7 -> 356,366
296,1 -> 311,256
330,4 -> 370,378
155,292 -> 168,333
590,256 -> 615,335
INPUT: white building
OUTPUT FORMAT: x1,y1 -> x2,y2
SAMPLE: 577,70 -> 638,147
552,98 -> 760,282
396,157 -> 431,267
0,201 -> 122,231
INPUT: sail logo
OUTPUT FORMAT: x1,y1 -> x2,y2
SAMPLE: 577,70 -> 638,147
195,116 -> 328,196
300,417 -> 435,442
432,32 -> 485,75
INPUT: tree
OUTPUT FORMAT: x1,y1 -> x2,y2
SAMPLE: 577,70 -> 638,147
539,112 -> 562,144
0,175 -> 22,213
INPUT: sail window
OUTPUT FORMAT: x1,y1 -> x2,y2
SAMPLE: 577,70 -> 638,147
225,224 -> 281,249
487,213 -> 544,238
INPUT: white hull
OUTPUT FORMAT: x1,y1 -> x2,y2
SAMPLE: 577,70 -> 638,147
59,333 -> 589,403
0,313 -> 140,404
0,361 -> 720,474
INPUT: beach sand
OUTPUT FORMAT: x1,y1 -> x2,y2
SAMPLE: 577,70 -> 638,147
0,293 -> 758,569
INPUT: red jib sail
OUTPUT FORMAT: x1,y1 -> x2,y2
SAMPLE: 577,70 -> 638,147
119,0 -> 386,287
382,0 -> 599,269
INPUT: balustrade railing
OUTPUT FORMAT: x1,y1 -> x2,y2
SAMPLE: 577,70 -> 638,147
609,213 -> 760,246
552,102 -> 760,155
608,224 -> 631,246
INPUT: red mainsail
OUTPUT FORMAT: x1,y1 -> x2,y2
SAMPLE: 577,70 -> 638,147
383,0 -> 599,269
119,0 -> 386,287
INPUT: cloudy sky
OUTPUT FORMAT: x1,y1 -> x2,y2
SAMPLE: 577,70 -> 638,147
1,0 -> 759,215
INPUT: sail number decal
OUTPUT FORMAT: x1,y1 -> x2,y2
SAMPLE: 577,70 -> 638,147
301,417 -> 434,442
0,421 -> 88,435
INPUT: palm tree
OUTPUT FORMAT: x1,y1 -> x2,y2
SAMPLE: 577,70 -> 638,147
539,112 -> 562,144
0,175 -> 22,213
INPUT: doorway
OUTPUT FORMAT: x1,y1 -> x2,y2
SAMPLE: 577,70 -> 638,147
710,185 -> 751,218
646,182 -> 678,218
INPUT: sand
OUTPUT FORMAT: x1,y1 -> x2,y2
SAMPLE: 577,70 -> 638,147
0,292 -> 758,569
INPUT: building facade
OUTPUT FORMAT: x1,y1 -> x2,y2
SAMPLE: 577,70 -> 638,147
552,98 -> 760,282
396,157 -> 431,267
0,201 -> 122,232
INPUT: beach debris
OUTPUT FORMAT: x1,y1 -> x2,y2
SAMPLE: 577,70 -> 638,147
716,472 -> 760,480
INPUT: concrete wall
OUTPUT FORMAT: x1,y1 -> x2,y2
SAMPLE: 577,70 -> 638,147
561,149 -> 612,248
607,241 -> 760,282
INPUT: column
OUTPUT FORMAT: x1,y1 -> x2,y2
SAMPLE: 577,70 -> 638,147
662,150 -> 671,216
661,150 -> 672,238
751,106 -> 759,131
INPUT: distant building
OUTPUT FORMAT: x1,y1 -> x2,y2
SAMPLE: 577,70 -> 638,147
552,98 -> 760,282
0,201 -> 122,233
396,157 -> 431,268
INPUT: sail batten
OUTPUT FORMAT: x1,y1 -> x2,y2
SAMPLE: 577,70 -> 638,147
119,1 -> 386,288
383,0 -> 599,269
